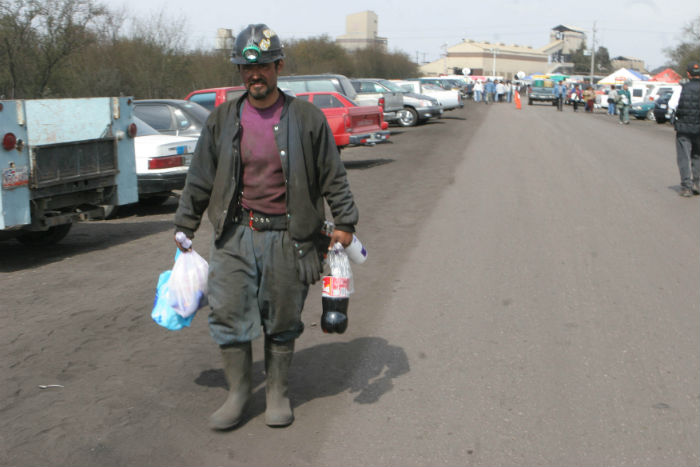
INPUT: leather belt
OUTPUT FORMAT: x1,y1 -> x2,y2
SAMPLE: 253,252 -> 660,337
233,208 -> 287,231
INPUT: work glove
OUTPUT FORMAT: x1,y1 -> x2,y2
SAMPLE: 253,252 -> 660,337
293,240 -> 322,285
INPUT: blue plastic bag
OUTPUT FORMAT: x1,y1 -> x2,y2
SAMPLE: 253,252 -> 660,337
151,250 -> 195,331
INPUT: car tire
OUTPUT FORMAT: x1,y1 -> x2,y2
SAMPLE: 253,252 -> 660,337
646,109 -> 655,121
16,223 -> 72,246
528,99 -> 533,105
397,107 -> 418,127
656,116 -> 666,124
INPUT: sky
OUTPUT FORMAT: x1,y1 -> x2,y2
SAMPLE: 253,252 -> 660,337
112,0 -> 699,71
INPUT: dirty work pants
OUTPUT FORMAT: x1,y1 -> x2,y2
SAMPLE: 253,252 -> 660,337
676,133 -> 700,189
207,225 -> 307,346
619,105 -> 629,123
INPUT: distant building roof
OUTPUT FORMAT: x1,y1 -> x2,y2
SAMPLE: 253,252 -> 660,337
551,25 -> 586,34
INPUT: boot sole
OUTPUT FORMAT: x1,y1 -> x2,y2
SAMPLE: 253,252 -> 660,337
265,415 -> 294,427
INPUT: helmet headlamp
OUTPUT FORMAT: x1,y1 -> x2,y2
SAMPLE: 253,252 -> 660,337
242,44 -> 261,63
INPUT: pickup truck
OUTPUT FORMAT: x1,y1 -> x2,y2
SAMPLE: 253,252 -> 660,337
350,78 -> 404,124
528,78 -> 557,105
295,91 -> 390,151
0,97 -> 138,244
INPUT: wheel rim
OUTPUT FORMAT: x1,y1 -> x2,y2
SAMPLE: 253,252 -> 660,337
399,108 -> 416,126
647,109 -> 655,121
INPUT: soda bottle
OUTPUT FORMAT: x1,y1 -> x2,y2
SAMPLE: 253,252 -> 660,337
321,295 -> 349,334
320,246 -> 352,334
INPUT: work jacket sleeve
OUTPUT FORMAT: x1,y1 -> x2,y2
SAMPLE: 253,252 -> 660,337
174,120 -> 218,239
313,113 -> 358,232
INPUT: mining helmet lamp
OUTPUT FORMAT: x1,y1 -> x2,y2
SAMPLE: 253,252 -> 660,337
242,43 -> 261,63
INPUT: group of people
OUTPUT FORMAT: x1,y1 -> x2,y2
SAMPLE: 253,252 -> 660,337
551,81 -> 632,123
472,79 -> 516,104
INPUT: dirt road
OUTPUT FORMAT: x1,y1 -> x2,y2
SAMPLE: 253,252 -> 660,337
1,101 -> 697,466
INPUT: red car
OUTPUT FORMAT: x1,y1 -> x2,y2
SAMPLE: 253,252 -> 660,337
295,91 -> 390,150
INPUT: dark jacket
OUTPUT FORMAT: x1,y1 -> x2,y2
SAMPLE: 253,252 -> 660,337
674,79 -> 700,135
174,91 -> 358,245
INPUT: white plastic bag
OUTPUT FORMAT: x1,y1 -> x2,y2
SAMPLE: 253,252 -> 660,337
167,242 -> 209,318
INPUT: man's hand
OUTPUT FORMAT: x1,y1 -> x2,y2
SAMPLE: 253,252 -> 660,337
330,230 -> 353,249
174,232 -> 192,253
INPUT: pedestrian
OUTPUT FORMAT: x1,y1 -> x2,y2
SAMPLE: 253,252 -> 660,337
616,82 -> 631,124
496,80 -> 505,103
484,79 -> 495,104
554,80 -> 566,111
505,81 -> 513,103
673,61 -> 700,197
607,85 -> 618,116
571,84 -> 582,112
173,23 -> 359,430
473,80 -> 483,102
583,85 -> 595,112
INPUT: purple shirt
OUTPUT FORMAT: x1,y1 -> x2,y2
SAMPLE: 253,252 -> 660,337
240,95 -> 286,215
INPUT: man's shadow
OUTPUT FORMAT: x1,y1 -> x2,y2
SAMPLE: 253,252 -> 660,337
194,337 -> 409,428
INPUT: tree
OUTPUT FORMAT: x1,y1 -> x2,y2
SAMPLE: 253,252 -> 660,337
665,16 -> 700,75
0,0 -> 107,98
595,46 -> 611,73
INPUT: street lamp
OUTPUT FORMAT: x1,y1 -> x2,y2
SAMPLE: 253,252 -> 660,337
489,47 -> 498,77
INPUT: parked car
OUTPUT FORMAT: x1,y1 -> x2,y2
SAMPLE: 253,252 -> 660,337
184,86 -> 246,110
133,99 -> 210,137
349,78 -> 404,124
630,99 -> 657,120
653,89 -> 681,124
100,117 -> 198,218
352,78 -> 438,127
394,90 -> 442,127
295,91 -> 390,151
394,80 -> 463,111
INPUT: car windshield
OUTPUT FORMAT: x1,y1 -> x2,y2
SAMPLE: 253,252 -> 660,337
422,83 -> 443,91
133,116 -> 160,136
378,79 -> 404,93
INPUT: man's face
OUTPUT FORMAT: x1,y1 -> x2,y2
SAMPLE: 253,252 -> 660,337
239,61 -> 282,101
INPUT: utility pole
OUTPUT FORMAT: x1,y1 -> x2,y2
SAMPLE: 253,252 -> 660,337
490,48 -> 498,77
590,21 -> 596,83
442,43 -> 448,75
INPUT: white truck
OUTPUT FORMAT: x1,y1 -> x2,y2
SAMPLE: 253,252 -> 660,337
0,97 -> 138,244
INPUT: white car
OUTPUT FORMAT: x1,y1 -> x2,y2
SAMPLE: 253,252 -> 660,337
391,80 -> 463,111
133,116 -> 197,204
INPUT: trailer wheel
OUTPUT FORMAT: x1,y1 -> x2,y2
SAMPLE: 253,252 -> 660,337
16,223 -> 72,246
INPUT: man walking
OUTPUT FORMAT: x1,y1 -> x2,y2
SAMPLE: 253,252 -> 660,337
174,23 -> 358,429
617,82 -> 631,124
674,62 -> 700,197
607,85 -> 618,116
554,81 -> 566,111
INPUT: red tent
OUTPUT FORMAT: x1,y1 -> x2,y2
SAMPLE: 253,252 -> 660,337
650,68 -> 682,83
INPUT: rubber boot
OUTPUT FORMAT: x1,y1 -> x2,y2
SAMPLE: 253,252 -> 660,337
209,342 -> 252,430
264,338 -> 294,427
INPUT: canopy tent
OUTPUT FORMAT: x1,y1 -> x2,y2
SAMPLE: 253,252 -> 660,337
597,68 -> 647,85
650,68 -> 681,83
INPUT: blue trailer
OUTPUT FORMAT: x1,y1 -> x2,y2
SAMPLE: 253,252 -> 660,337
0,97 -> 138,245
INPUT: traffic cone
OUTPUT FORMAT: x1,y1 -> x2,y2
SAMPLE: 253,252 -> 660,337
514,90 -> 522,110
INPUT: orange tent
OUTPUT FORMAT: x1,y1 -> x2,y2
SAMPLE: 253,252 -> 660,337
650,68 -> 682,83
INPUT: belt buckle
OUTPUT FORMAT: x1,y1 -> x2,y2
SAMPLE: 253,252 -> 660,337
248,210 -> 258,231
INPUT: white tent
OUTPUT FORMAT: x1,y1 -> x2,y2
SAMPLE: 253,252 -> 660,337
597,68 -> 647,85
